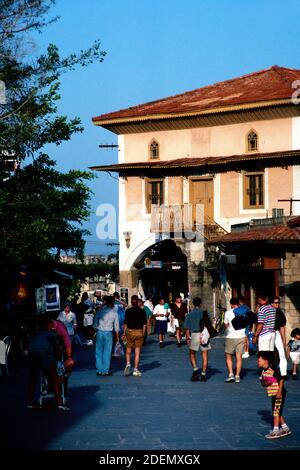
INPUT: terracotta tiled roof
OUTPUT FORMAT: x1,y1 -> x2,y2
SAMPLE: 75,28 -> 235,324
208,223 -> 300,245
92,66 -> 300,124
90,148 -> 300,173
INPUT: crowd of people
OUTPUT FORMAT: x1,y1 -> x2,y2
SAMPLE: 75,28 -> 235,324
25,290 -> 299,439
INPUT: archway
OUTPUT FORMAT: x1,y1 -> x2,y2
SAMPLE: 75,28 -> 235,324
134,239 -> 188,303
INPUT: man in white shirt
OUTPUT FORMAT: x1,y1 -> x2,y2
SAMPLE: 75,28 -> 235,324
153,298 -> 169,347
224,297 -> 246,383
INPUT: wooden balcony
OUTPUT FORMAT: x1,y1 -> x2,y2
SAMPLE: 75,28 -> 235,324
150,204 -> 227,241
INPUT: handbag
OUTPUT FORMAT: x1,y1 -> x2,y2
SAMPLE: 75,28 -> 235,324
200,327 -> 210,345
167,315 -> 176,334
167,321 -> 176,334
113,341 -> 124,357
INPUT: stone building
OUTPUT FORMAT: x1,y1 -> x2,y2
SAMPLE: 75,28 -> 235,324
91,66 -> 300,316
208,215 -> 300,335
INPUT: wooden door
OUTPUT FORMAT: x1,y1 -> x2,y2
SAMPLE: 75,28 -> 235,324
190,178 -> 214,222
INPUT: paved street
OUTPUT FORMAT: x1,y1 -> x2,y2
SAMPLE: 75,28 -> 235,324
1,334 -> 299,451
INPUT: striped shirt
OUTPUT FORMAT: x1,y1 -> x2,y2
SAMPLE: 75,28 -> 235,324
257,304 -> 276,336
261,367 -> 281,397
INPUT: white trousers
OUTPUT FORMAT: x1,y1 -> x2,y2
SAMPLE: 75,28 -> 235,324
275,330 -> 287,376
258,332 -> 275,351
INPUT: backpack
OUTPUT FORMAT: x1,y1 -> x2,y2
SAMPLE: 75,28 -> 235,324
233,305 -> 250,317
232,311 -> 256,330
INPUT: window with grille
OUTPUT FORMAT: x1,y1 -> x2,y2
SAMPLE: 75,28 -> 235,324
247,130 -> 258,152
145,179 -> 164,213
149,140 -> 159,159
243,172 -> 264,209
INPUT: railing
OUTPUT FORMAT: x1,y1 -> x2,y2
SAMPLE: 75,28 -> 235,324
150,204 -> 228,241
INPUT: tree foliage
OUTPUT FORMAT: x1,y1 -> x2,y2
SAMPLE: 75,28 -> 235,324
0,154 -> 94,269
0,0 -> 106,274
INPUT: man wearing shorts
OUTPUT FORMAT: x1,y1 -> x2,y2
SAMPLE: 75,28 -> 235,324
224,297 -> 246,383
123,295 -> 147,377
253,294 -> 276,352
184,297 -> 210,382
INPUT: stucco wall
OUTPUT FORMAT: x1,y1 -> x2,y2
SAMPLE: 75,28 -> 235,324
268,166 -> 293,216
220,172 -> 240,218
126,177 -> 143,221
122,118 -> 292,162
168,176 -> 183,204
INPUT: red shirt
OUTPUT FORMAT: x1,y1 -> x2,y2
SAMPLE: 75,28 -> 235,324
52,319 -> 71,350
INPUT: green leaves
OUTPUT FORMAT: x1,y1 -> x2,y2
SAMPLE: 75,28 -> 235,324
0,154 -> 95,269
0,1 -> 106,274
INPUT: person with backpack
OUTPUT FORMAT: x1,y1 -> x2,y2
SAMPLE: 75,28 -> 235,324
224,297 -> 247,383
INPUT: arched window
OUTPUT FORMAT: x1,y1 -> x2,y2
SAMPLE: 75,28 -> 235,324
247,130 -> 258,152
149,140 -> 159,159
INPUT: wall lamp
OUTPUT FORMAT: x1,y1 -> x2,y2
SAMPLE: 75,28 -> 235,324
123,231 -> 132,248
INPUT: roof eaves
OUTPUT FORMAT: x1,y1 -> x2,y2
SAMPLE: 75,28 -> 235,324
92,99 -> 292,126
89,148 -> 300,172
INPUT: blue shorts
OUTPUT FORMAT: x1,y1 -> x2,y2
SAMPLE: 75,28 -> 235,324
155,320 -> 168,335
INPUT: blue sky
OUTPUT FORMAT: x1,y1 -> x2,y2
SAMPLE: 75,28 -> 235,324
35,0 -> 300,254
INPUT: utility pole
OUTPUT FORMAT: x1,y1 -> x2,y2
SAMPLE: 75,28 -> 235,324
278,198 -> 300,216
99,144 -> 118,149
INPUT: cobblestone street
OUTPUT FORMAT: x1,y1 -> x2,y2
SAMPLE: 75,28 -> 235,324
1,334 -> 299,452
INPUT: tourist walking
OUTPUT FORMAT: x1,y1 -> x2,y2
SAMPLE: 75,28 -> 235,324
153,298 -> 169,348
144,295 -> 154,335
171,294 -> 188,347
93,296 -> 119,376
252,294 -> 276,351
57,302 -> 85,346
123,295 -> 147,377
224,297 -> 246,383
184,297 -> 210,382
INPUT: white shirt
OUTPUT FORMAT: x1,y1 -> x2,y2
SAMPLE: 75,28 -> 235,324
153,304 -> 168,321
224,308 -> 246,339
144,300 -> 154,313
57,310 -> 77,336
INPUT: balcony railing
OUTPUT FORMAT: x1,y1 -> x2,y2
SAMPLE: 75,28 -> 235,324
150,204 -> 227,241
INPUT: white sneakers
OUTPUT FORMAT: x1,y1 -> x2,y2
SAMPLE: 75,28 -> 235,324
242,352 -> 250,358
225,374 -> 240,383
225,374 -> 235,383
124,364 -> 131,376
124,364 -> 142,376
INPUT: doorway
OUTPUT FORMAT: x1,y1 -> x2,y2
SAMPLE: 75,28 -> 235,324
190,178 -> 214,222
